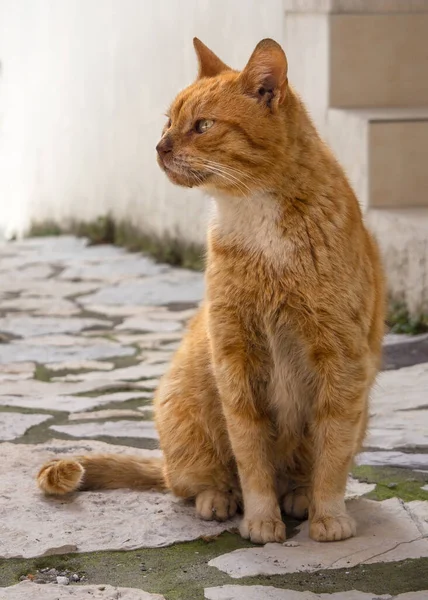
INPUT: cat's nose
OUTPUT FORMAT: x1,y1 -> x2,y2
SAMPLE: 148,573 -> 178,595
156,135 -> 173,157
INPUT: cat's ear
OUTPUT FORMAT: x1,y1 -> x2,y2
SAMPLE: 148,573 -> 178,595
193,38 -> 231,79
239,39 -> 288,111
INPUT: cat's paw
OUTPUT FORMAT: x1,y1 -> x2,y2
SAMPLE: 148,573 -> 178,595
196,489 -> 238,522
309,514 -> 356,542
240,517 -> 286,544
282,488 -> 310,520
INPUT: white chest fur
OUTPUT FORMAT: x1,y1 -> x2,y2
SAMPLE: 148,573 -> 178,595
209,193 -> 288,266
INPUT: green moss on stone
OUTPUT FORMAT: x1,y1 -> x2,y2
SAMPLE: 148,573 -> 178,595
29,217 -> 205,272
352,465 -> 428,502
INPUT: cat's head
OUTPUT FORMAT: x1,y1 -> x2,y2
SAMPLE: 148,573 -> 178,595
156,38 -> 289,196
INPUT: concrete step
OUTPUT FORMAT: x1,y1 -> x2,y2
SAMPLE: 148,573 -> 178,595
367,208 -> 428,315
285,3 -> 428,110
327,107 -> 428,210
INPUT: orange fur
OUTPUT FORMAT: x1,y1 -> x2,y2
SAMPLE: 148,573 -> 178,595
37,38 -> 385,544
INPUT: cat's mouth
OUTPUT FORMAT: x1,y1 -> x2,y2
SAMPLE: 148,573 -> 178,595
158,157 -> 211,188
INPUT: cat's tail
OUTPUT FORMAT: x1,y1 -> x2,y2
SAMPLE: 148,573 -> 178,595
37,454 -> 166,495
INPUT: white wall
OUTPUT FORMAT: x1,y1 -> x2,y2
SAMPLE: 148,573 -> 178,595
0,0 -> 284,242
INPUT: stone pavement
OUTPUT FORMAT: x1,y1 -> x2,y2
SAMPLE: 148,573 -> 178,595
0,236 -> 427,600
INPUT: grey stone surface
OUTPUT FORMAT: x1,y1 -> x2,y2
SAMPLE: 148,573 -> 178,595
367,363 -> 428,450
0,338 -> 135,365
0,316 -> 112,338
54,362 -> 167,382
0,413 -> 51,441
0,441 -> 237,559
209,498 -> 428,578
0,394 -> 140,413
116,316 -> 182,333
80,271 -> 204,306
68,409 -> 146,421
357,451 -> 428,471
0,362 -> 35,382
2,581 -> 165,599
0,297 -> 79,316
48,360 -> 115,372
51,420 -> 158,440
59,257 -> 167,281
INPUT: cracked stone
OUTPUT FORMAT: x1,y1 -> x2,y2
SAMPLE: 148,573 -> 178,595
50,420 -> 158,440
0,264 -> 53,280
0,316 -> 112,338
0,297 -> 79,316
0,380 -> 151,411
0,440 -> 237,558
0,362 -> 35,381
208,498 -> 428,578
3,581 -> 165,599
60,257 -> 167,282
53,362 -> 167,382
116,317 -> 182,333
80,271 -> 204,306
0,394 -> 143,413
2,280 -> 100,298
68,409 -> 147,421
0,338 -> 135,365
345,478 -> 376,498
357,451 -> 428,471
48,360 -> 115,372
367,362 -> 428,450
0,413 -> 51,441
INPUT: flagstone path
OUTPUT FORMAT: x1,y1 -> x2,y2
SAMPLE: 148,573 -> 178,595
0,236 -> 427,600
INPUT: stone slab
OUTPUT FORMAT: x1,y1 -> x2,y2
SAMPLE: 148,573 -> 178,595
80,272 -> 204,306
0,297 -> 79,316
0,316 -> 112,338
0,395 -> 142,414
69,409 -> 146,421
51,420 -> 158,439
2,581 -> 165,599
48,360 -> 115,372
54,363 -> 167,382
0,413 -> 51,441
59,257 -> 167,282
357,451 -> 428,471
0,339 -> 135,365
0,440 -> 237,559
209,498 -> 428,578
116,317 -> 182,333
368,363 -> 428,450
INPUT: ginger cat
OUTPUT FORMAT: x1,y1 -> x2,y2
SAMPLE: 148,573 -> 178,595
37,38 -> 385,544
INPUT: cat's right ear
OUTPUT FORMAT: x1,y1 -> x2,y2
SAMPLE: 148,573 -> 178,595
193,38 -> 231,79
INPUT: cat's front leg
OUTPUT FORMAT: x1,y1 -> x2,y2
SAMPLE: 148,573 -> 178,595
309,353 -> 371,542
210,310 -> 285,544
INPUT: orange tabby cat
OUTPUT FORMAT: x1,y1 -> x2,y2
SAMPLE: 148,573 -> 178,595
37,38 -> 385,544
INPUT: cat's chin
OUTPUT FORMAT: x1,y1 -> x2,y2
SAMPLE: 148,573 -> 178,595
164,167 -> 211,189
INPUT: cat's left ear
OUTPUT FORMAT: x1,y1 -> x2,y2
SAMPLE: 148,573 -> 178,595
239,39 -> 288,112
193,38 -> 231,79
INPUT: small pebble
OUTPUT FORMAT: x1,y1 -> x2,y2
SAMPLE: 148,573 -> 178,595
34,579 -> 46,584
56,576 -> 70,585
19,576 -> 27,582
387,483 -> 398,489
71,573 -> 80,582
47,568 -> 57,575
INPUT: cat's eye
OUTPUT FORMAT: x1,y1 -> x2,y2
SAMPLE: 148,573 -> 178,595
195,119 -> 214,134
